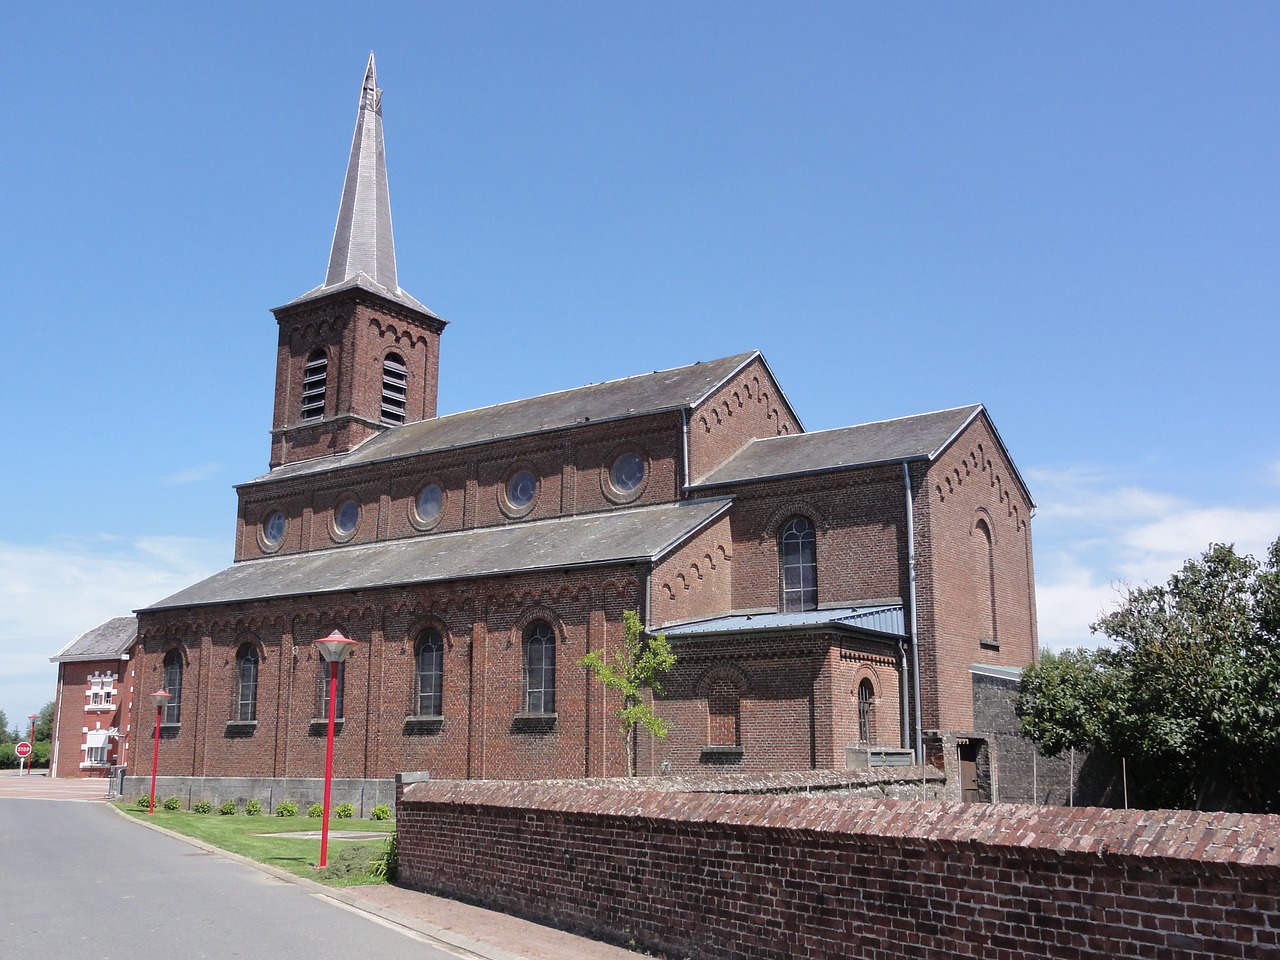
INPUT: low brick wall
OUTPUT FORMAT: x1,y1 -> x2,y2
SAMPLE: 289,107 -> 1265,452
397,779 -> 1280,960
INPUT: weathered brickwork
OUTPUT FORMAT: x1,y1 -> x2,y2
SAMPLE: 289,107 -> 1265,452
398,780 -> 1280,960
270,291 -> 445,468
685,355 -> 801,484
651,515 -> 734,627
916,415 -> 1036,731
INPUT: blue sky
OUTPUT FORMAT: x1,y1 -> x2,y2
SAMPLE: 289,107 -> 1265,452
2,3 -> 1278,726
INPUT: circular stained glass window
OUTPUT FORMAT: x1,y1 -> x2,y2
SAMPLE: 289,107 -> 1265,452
506,470 -> 537,509
263,510 -> 286,546
610,452 -> 645,493
415,483 -> 443,525
334,499 -> 360,535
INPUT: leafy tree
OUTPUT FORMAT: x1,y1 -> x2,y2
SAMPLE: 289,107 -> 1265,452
0,710 -> 11,744
33,701 -> 54,743
578,610 -> 676,777
1016,538 -> 1280,812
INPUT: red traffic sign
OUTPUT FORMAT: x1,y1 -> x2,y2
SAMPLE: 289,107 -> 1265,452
15,741 -> 32,758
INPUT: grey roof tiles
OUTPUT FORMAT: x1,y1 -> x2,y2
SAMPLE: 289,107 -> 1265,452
244,352 -> 759,485
51,616 -> 137,662
144,498 -> 732,611
693,404 -> 983,487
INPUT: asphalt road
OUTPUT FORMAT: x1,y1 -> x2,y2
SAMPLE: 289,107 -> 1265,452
0,798 -> 463,960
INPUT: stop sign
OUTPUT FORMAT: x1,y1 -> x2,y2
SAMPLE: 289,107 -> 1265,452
15,741 -> 31,759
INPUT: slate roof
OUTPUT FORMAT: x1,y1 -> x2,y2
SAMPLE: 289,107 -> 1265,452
245,352 -> 760,485
660,605 -> 906,640
51,616 -> 138,662
692,404 -> 984,487
284,54 -> 437,318
143,498 -> 733,612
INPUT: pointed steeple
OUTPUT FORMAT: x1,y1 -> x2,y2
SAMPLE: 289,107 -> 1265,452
289,53 -> 435,315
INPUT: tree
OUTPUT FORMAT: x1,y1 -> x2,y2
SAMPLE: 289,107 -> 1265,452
578,610 -> 676,777
33,701 -> 54,743
0,710 -> 11,744
1016,537 -> 1280,812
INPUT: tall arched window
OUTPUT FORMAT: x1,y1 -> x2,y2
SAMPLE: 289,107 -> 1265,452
381,353 -> 408,424
301,348 -> 328,421
162,649 -> 183,724
857,678 -> 875,743
975,518 -> 998,645
236,644 -> 259,722
319,660 -> 345,720
779,516 -> 817,612
522,621 -> 556,715
414,629 -> 443,717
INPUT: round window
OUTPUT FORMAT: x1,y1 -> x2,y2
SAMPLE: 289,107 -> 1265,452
506,470 -> 537,509
334,499 -> 360,535
415,484 -> 443,525
262,510 -> 286,547
610,452 -> 645,493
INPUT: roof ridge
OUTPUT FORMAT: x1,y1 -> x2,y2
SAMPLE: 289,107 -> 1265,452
741,403 -> 984,445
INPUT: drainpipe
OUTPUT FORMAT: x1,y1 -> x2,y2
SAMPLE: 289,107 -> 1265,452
680,407 -> 691,493
898,639 -> 910,751
902,460 -> 924,764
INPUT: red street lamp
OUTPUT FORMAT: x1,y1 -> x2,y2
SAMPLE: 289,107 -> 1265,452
314,630 -> 356,868
148,690 -> 172,815
26,714 -> 38,776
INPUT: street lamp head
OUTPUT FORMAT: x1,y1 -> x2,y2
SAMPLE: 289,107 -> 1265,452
315,630 -> 357,663
150,689 -> 173,710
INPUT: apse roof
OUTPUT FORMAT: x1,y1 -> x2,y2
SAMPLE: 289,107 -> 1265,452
692,404 -> 984,487
51,616 -> 138,662
143,498 -> 732,612
244,351 -> 762,485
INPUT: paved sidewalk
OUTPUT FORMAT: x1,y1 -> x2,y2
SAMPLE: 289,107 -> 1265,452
0,771 -> 643,959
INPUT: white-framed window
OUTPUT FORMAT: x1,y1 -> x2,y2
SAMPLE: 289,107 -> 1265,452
81,728 -> 112,767
86,673 -> 118,711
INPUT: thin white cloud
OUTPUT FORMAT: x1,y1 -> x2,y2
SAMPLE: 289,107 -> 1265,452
1028,466 -> 1280,652
0,536 -> 225,722
162,463 -> 220,485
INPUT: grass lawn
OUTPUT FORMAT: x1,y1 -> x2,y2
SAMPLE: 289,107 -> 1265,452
116,802 -> 395,886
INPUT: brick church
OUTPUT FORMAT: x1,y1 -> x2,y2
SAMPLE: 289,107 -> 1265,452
56,57 -> 1038,798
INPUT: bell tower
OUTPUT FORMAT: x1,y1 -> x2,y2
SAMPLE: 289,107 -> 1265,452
269,54 -> 446,469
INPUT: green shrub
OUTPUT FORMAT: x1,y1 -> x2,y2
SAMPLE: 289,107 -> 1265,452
137,796 -> 153,811
218,800 -> 238,816
307,802 -> 325,818
371,804 -> 392,821
163,796 -> 181,811
245,799 -> 262,816
276,801 -> 298,817
192,800 -> 214,814
335,802 -> 355,819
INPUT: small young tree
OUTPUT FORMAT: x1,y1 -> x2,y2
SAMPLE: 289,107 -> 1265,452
578,610 -> 676,777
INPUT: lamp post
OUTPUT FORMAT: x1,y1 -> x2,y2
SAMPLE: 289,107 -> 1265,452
148,690 -> 172,815
314,630 -> 356,868
26,714 -> 38,776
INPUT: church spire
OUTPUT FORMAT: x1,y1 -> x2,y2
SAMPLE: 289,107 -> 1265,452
326,53 -> 397,291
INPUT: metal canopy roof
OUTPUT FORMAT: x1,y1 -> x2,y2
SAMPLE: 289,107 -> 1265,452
660,604 -> 906,640
143,498 -> 733,612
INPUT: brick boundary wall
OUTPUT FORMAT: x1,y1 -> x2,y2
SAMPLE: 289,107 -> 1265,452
396,780 -> 1280,960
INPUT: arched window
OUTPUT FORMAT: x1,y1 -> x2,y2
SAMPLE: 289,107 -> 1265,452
301,348 -> 328,421
858,678 -> 875,744
319,659 -> 345,721
779,516 -> 817,612
162,649 -> 183,724
236,644 -> 259,722
975,518 -> 998,646
381,353 -> 408,424
414,630 -> 443,717
707,679 -> 741,747
522,621 -> 556,715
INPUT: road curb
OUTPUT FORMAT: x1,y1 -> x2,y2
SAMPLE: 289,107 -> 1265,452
107,804 -> 528,960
